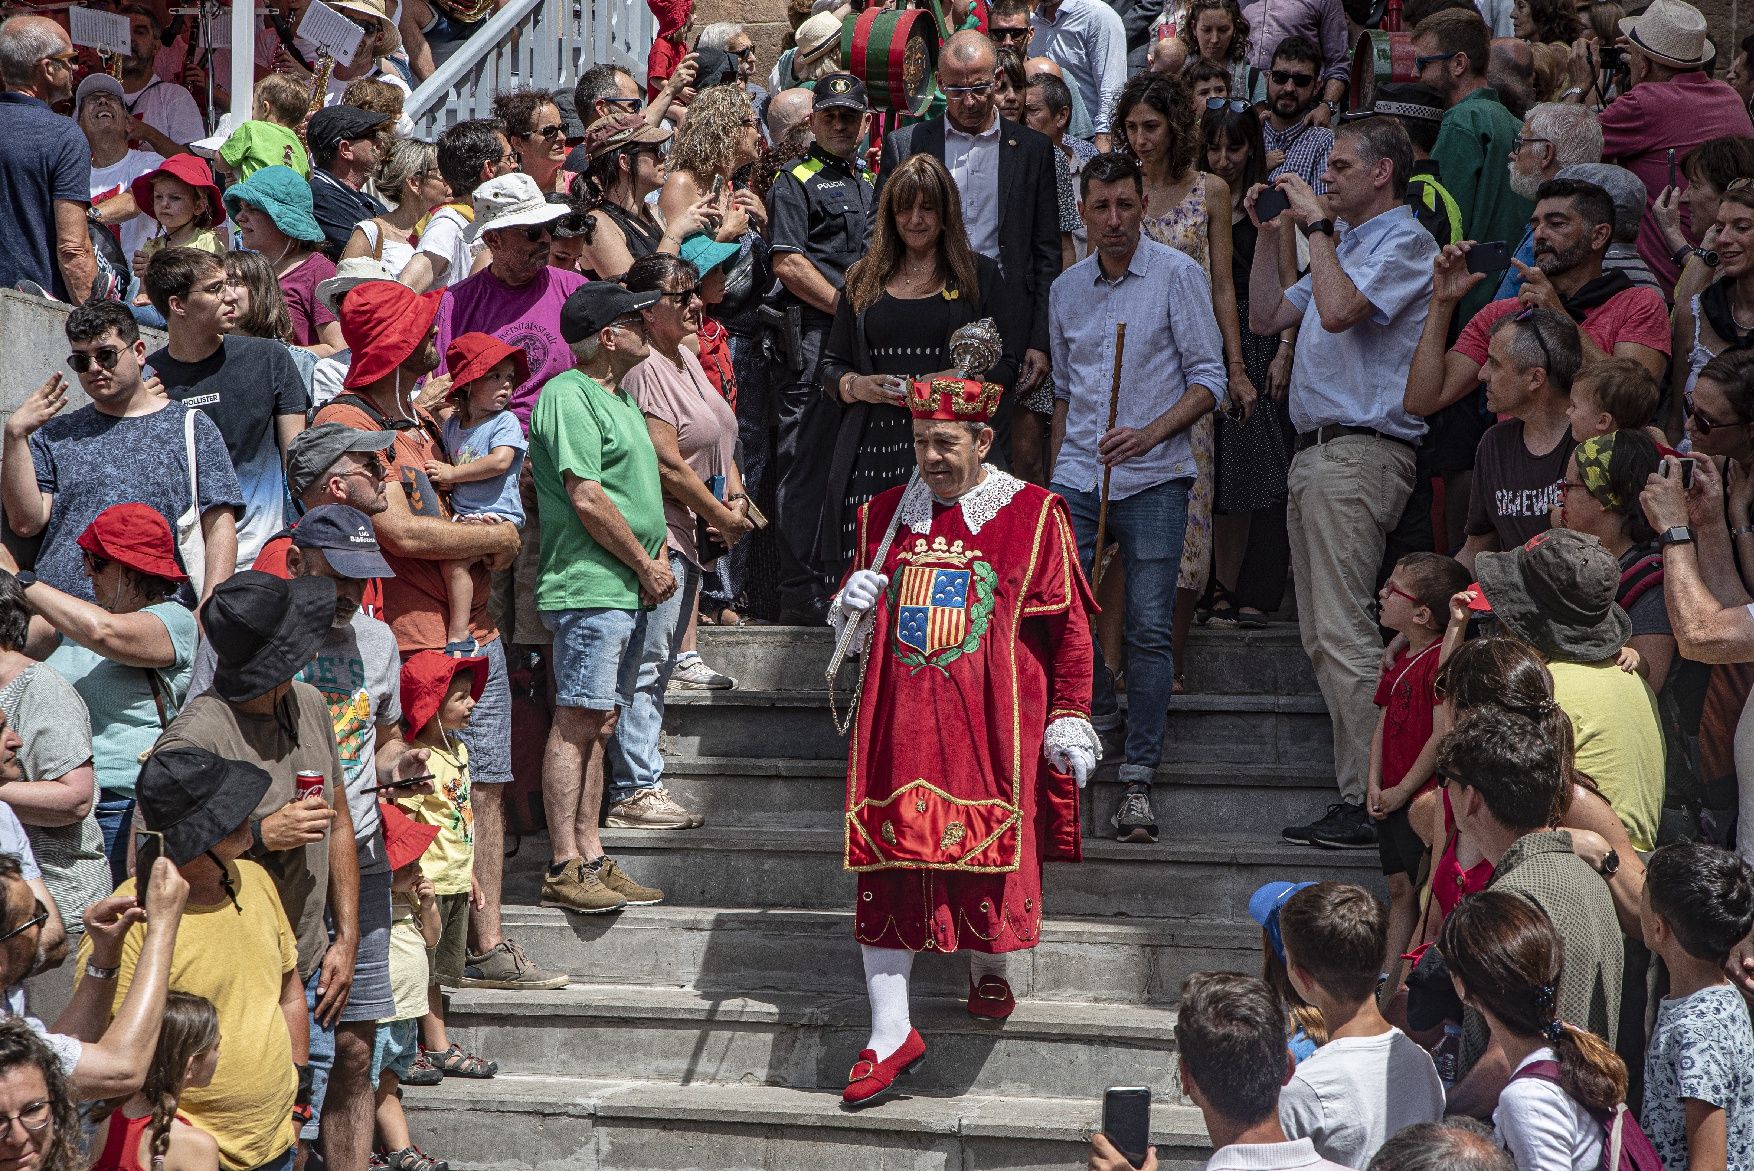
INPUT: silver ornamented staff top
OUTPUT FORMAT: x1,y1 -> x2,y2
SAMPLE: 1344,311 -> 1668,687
949,318 -> 1003,380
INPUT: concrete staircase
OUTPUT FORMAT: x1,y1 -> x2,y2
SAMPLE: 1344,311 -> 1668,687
402,624 -> 1369,1170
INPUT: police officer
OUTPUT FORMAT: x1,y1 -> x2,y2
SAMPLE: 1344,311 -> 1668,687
766,72 -> 875,624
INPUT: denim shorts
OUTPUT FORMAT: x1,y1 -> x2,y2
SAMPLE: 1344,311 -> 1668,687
371,1018 -> 420,1085
456,635 -> 512,785
541,607 -> 646,711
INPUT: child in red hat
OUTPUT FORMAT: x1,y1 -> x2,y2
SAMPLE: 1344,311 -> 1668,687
375,800 -> 450,1170
128,154 -> 227,309
426,332 -> 529,657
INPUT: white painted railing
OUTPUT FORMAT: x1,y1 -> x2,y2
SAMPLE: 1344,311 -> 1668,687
405,0 -> 654,137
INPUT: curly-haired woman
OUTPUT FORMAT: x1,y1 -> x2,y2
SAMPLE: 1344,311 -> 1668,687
656,85 -> 768,249
1113,71 -> 1256,687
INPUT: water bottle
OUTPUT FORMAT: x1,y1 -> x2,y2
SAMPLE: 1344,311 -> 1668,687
1433,1022 -> 1463,1088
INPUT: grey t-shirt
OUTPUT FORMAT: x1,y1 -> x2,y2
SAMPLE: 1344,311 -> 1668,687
0,664 -> 108,930
189,611 -> 402,874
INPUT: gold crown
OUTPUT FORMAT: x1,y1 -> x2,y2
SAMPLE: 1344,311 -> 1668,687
906,377 -> 1003,421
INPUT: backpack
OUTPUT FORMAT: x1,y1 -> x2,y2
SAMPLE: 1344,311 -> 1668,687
1509,1060 -> 1664,1171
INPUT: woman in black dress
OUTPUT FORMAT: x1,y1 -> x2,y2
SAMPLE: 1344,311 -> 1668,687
817,154 -> 1019,576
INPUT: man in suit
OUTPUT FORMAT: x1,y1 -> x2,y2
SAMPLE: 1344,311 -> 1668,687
877,30 -> 1061,455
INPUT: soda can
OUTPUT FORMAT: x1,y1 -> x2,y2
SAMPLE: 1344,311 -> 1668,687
295,771 -> 325,802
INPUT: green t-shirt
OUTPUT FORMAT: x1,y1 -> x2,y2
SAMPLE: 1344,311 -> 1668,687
219,119 -> 310,181
528,369 -> 667,613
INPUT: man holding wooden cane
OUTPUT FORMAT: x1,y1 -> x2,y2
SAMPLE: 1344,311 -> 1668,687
1245,116 -> 1439,852
1047,151 -> 1228,845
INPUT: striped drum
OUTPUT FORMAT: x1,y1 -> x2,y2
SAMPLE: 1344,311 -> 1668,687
1349,30 -> 1417,111
840,6 -> 942,117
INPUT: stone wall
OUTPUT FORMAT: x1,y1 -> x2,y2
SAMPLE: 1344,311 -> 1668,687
0,290 -> 131,416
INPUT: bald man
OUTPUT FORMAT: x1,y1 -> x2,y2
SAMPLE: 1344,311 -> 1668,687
0,16 -> 97,302
764,86 -> 817,148
876,30 -> 1060,451
1488,37 -> 1535,120
1027,54 -> 1094,139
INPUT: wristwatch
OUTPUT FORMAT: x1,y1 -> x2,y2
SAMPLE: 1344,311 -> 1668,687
12,572 -> 35,590
1670,243 -> 1721,268
84,961 -> 118,980
1596,847 -> 1621,878
1305,219 -> 1336,237
1322,99 -> 1341,118
1658,526 -> 1695,547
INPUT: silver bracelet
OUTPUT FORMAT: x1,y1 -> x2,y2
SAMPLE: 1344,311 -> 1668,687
84,961 -> 118,980
1731,524 -> 1754,538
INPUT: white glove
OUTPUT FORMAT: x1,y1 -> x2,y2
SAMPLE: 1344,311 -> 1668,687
1043,716 -> 1101,789
838,570 -> 889,615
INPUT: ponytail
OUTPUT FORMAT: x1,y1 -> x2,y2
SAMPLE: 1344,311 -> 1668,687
1553,1022 -> 1628,1112
148,1089 -> 177,1170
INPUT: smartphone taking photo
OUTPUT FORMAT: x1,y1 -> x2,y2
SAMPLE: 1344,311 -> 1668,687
135,829 -> 164,915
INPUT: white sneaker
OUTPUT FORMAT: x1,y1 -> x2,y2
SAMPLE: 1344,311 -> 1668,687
605,785 -> 705,829
668,652 -> 736,690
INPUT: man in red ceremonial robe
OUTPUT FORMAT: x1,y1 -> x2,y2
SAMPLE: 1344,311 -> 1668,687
828,371 -> 1101,1109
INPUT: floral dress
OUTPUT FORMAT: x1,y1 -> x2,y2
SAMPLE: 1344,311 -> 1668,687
1143,177 -> 1215,597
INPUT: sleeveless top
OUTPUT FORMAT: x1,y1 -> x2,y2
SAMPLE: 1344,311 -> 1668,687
92,1106 -> 194,1171
585,201 -> 664,280
1143,176 -> 1211,271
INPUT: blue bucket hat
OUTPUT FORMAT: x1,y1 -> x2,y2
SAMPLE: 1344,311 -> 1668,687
679,232 -> 740,276
1248,880 -> 1315,964
223,165 -> 324,244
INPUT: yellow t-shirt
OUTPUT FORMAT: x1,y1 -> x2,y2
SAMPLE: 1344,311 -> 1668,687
1548,658 -> 1666,851
394,739 -> 472,895
139,227 -> 228,264
77,860 -> 298,1171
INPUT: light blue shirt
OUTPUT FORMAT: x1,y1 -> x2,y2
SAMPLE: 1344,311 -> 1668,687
1284,205 -> 1438,442
1050,238 -> 1227,501
1496,223 -> 1538,299
1029,0 -> 1127,135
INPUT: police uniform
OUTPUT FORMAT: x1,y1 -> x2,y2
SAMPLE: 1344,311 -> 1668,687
766,73 -> 875,620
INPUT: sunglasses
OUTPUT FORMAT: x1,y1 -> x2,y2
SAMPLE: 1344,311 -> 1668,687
733,46 -> 756,59
1206,97 -> 1250,112
524,123 -> 565,140
657,285 -> 702,303
1415,50 -> 1459,70
1688,404 -> 1744,435
0,900 -> 48,944
602,96 -> 643,109
67,347 -> 124,373
990,25 -> 1031,40
516,224 -> 553,242
44,52 -> 78,70
1269,69 -> 1316,87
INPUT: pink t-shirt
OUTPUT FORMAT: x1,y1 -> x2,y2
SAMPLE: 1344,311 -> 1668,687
623,347 -> 738,568
432,265 -> 588,427
1453,288 -> 1672,369
279,252 -> 338,346
1599,71 -> 1754,291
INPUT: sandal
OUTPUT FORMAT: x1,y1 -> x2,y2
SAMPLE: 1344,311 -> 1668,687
435,1042 -> 498,1078
1198,583 -> 1240,627
401,1050 -> 443,1087
385,1146 -> 449,1171
700,606 -> 745,626
1236,608 -> 1268,629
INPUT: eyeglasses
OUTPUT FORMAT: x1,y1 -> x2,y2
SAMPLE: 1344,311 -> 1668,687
1382,580 -> 1420,606
1206,97 -> 1250,112
524,123 -> 565,140
1688,404 -> 1745,435
495,152 -> 521,170
1415,50 -> 1459,71
67,347 -> 124,373
942,82 -> 994,99
1512,308 -> 1557,373
1268,69 -> 1316,87
44,52 -> 78,71
990,25 -> 1031,40
1510,136 -> 1552,157
0,1100 -> 52,1136
337,454 -> 386,482
607,314 -> 645,335
1553,478 -> 1588,495
0,900 -> 48,944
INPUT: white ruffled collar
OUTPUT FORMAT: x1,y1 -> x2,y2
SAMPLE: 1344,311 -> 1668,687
898,465 -> 1025,536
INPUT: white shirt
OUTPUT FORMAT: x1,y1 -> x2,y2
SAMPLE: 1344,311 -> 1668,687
406,206 -> 479,288
1028,0 -> 1127,135
122,76 -> 206,147
1493,1047 -> 1605,1171
1277,1028 -> 1446,1168
1205,1136 -> 1355,1170
90,148 -> 165,263
945,115 -> 1001,259
310,350 -> 351,409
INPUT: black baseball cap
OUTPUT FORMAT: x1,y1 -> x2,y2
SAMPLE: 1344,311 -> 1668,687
560,282 -> 661,343
308,105 -> 390,157
292,504 -> 396,580
814,73 -> 868,112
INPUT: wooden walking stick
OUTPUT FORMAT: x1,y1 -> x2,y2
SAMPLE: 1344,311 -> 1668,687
1091,321 -> 1127,593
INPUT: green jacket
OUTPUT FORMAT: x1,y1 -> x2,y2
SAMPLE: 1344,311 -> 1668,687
1432,87 -> 1533,322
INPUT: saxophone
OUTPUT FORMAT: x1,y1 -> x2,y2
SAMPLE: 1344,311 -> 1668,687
305,48 -> 334,123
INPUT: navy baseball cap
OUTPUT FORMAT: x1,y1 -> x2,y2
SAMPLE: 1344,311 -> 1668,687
292,504 -> 395,580
1248,880 -> 1316,963
814,73 -> 868,112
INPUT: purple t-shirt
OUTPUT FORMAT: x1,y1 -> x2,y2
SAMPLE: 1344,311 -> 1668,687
433,266 -> 588,427
280,252 -> 338,346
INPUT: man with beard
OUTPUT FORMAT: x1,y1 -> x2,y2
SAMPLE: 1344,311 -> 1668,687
1495,103 -> 1602,299
1261,37 -> 1333,192
114,2 -> 203,154
254,424 -> 398,618
1405,177 -> 1671,427
0,14 -> 97,301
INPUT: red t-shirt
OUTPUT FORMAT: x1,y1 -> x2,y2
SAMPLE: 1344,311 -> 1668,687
1452,287 -> 1672,369
253,530 -> 384,618
1374,639 -> 1445,792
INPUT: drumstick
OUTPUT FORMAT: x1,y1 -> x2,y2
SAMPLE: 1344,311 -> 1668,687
1091,322 -> 1126,593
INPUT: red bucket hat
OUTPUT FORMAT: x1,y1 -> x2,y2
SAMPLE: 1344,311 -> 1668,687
129,154 -> 226,229
445,332 -> 530,393
380,799 -> 440,872
76,503 -> 188,583
340,282 -> 443,390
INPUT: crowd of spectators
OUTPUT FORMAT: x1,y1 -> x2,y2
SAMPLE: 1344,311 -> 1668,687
6,0 -> 1754,1166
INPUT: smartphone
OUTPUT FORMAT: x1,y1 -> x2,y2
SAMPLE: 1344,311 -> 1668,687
135,830 -> 164,914
1665,454 -> 1697,489
1254,186 -> 1290,222
362,774 -> 436,795
1465,241 -> 1513,274
710,174 -> 725,201
1668,147 -> 1677,192
1102,1087 -> 1152,1170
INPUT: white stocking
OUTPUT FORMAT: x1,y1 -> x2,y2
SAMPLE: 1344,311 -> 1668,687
861,944 -> 914,1060
969,951 -> 1010,984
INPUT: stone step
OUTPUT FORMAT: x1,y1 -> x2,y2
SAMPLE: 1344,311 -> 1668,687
442,984 -> 1181,1101
493,905 -> 1259,1006
400,1074 -> 1215,1171
693,623 -> 1319,697
660,756 -> 1343,834
503,828 -> 1382,921
660,689 -> 1333,764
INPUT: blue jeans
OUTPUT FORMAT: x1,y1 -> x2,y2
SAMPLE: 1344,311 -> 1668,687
300,967 -> 338,1142
1053,478 -> 1191,786
606,549 -> 701,805
95,796 -> 133,886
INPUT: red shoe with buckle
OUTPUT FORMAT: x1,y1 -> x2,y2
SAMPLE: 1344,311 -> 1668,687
966,975 -> 1016,1019
841,1028 -> 926,1108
